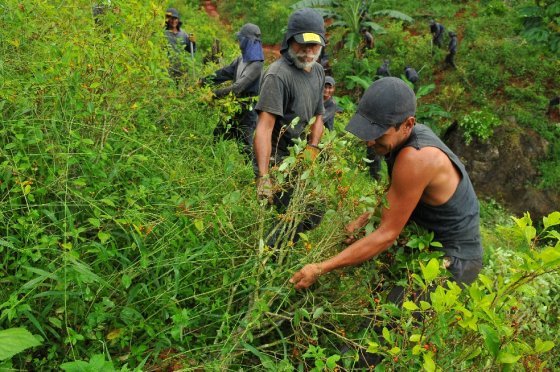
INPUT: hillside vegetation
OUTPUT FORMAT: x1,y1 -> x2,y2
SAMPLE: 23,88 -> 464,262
1,0 -> 559,370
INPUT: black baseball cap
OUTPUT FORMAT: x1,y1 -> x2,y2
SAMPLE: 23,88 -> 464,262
166,8 -> 179,18
280,8 -> 326,52
346,77 -> 416,141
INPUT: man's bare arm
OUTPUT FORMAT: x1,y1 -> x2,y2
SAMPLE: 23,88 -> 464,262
253,111 -> 276,177
290,146 -> 438,289
308,115 -> 324,146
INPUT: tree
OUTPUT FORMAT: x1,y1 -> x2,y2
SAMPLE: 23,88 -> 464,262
292,0 -> 412,50
518,0 -> 560,54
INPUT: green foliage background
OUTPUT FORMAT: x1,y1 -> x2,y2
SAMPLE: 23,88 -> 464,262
1,0 -> 559,370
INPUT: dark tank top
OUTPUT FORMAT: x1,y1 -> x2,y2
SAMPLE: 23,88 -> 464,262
386,124 -> 483,259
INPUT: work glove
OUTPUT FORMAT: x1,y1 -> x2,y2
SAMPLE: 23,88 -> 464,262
256,176 -> 274,203
189,33 -> 196,42
299,144 -> 320,162
213,87 -> 231,98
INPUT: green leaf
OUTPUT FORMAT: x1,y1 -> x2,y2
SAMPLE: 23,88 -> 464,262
366,341 -> 379,353
465,347 -> 482,360
60,354 -> 115,372
543,211 -> 560,229
98,231 -> 111,244
420,258 -> 440,283
0,239 -> 14,249
523,226 -> 537,245
100,198 -> 115,207
403,301 -> 419,311
371,9 -> 413,23
194,219 -> 204,232
409,334 -> 422,342
388,346 -> 401,355
419,301 -> 432,310
121,274 -> 132,289
88,218 -> 101,228
497,351 -> 521,364
382,327 -> 393,344
326,354 -> 341,368
0,328 -> 41,361
423,353 -> 436,372
479,324 -> 500,357
312,307 -> 324,319
534,338 -> 555,353
538,247 -> 560,265
241,342 -> 276,370
60,361 -> 90,371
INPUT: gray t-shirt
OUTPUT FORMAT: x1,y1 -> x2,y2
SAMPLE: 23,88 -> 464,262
255,54 -> 325,159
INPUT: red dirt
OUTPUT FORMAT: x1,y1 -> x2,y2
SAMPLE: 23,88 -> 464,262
201,0 -> 281,62
202,0 -> 219,18
263,44 -> 281,62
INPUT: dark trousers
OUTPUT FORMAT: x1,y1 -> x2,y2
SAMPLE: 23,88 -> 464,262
445,51 -> 456,68
387,256 -> 482,305
266,182 -> 325,247
213,105 -> 257,157
346,256 -> 482,368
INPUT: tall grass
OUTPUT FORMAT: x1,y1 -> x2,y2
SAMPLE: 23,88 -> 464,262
1,1 -> 559,370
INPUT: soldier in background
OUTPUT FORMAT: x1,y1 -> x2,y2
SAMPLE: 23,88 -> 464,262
361,27 -> 374,51
445,31 -> 458,69
429,19 -> 445,49
202,23 -> 265,157
376,60 -> 390,77
404,66 -> 419,84
404,65 -> 419,91
322,76 -> 343,131
164,8 -> 196,80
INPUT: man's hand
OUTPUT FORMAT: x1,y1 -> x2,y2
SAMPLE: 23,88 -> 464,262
299,144 -> 320,162
290,263 -> 323,289
344,211 -> 371,244
256,176 -> 274,202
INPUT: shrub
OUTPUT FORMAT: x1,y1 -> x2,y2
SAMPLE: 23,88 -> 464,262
459,110 -> 501,144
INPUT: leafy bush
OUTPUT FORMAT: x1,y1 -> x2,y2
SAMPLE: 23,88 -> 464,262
518,1 -> 560,54
1,0 -> 559,370
459,110 -> 501,144
217,0 -> 294,45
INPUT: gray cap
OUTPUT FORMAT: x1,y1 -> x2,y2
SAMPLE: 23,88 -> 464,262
325,76 -> 335,86
166,8 -> 179,19
236,23 -> 261,41
280,8 -> 326,52
345,77 -> 416,141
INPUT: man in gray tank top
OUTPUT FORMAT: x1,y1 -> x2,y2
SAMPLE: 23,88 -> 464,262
290,77 -> 483,289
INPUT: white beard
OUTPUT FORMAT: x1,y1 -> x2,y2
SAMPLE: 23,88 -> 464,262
287,45 -> 322,70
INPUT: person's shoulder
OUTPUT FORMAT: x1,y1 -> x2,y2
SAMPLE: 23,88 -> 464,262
264,58 -> 288,74
394,146 -> 443,180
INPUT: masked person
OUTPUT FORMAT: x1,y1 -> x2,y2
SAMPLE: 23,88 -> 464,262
361,28 -> 374,51
253,8 -> 327,246
202,23 -> 264,157
429,19 -> 445,49
376,60 -> 390,77
404,66 -> 419,84
164,8 -> 196,80
445,31 -> 458,69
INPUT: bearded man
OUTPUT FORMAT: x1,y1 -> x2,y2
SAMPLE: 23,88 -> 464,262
253,8 -> 326,245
